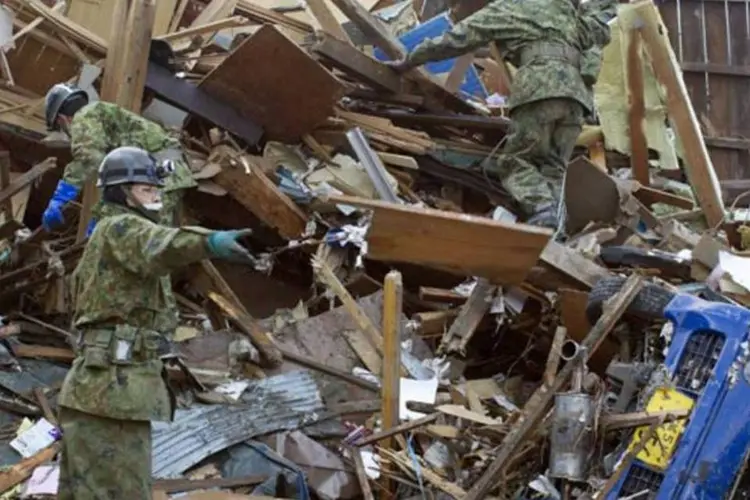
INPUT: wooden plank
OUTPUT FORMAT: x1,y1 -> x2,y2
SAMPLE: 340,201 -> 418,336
380,270 -> 402,496
634,185 -> 695,210
144,62 -> 263,145
0,152 -> 13,220
627,29 -> 649,186
0,444 -> 59,493
212,151 -> 308,240
208,291 -> 283,367
0,157 -> 57,206
324,194 -> 552,285
305,0 -> 352,43
349,447 -> 375,500
66,0 -> 177,38
118,0 -> 157,112
199,25 -> 345,141
312,34 -> 402,93
439,278 -> 495,355
635,1 -> 725,227
539,240 -> 611,290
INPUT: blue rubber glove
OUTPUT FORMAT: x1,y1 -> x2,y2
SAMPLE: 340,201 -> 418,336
84,218 -> 97,238
207,229 -> 254,263
42,181 -> 80,231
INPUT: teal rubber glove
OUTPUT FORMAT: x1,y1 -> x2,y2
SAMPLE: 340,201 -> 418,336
207,229 -> 254,263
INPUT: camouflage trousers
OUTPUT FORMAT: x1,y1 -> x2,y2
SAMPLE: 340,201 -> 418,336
493,98 -> 584,216
58,407 -> 152,500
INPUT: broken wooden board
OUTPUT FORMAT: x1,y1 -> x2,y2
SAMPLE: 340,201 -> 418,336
634,0 -> 725,227
211,151 -> 308,240
199,25 -> 346,141
312,34 -> 403,93
539,241 -> 611,290
325,195 -> 552,285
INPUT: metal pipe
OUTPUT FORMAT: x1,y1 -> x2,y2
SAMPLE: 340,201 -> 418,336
560,339 -> 581,361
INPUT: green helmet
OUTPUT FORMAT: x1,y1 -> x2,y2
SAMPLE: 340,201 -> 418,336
97,146 -> 174,188
44,83 -> 89,131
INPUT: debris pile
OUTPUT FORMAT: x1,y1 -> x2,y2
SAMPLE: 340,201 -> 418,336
0,0 -> 745,498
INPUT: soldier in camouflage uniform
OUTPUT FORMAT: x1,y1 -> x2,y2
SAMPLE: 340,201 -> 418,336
43,83 -> 197,338
387,0 -> 617,228
42,83 -> 196,232
58,146 -> 253,500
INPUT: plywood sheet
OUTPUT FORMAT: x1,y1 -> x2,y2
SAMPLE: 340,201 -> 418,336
199,25 -> 345,141
329,195 -> 552,285
66,0 -> 178,39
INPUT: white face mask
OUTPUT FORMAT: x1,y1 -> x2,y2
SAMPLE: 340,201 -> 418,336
142,202 -> 163,212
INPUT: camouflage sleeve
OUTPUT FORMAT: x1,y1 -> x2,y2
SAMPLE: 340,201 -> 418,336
101,214 -> 210,277
406,2 -> 506,68
578,0 -> 618,48
62,106 -> 109,189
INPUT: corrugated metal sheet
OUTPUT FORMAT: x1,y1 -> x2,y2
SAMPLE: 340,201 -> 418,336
151,370 -> 324,478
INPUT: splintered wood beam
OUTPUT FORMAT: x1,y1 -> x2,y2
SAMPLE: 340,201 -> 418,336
635,1 -> 724,227
0,152 -> 13,219
349,446 -> 375,500
311,255 -> 384,374
312,34 -> 403,93
208,291 -> 283,367
465,274 -> 645,500
213,154 -> 308,240
305,0 -> 352,43
539,240 -> 611,290
634,185 -> 694,210
627,29 -> 649,186
0,157 -> 57,206
381,270 -> 402,496
0,444 -> 59,493
439,278 -> 495,355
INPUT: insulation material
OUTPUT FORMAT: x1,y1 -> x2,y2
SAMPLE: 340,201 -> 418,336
593,5 -> 680,170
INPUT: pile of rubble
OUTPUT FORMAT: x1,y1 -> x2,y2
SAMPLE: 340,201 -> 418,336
0,0 -> 745,498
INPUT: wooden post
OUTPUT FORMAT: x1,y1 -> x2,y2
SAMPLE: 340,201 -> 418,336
635,1 -> 724,227
380,270 -> 402,497
77,0 -> 156,241
627,29 -> 649,186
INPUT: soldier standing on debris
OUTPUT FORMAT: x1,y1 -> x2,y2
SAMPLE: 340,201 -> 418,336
386,0 -> 617,228
41,82 -> 196,234
57,146 -> 255,500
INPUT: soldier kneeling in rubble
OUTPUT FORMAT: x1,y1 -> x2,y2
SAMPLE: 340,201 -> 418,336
386,0 -> 617,229
57,146 -> 254,500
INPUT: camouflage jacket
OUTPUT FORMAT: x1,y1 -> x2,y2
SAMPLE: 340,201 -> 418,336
60,203 -> 211,421
63,100 -> 197,224
405,0 -> 617,112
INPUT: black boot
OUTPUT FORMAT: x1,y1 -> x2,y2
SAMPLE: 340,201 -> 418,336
526,203 -> 559,229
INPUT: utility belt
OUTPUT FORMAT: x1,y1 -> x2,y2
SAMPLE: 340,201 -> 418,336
78,325 -> 164,369
519,42 -> 581,68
